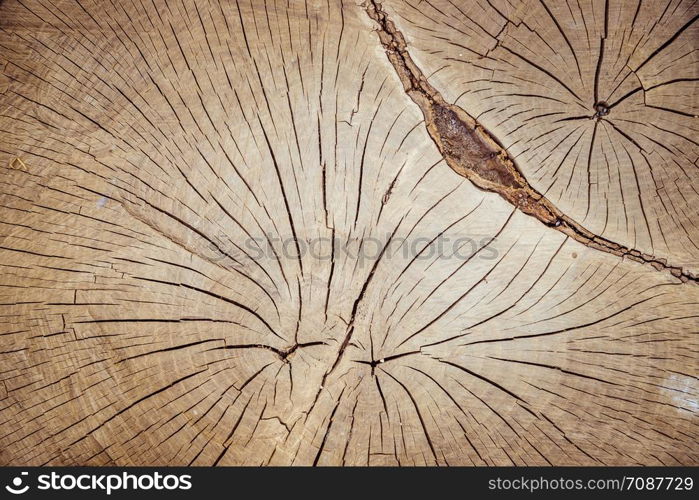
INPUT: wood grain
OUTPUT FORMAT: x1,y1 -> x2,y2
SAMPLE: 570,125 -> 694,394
0,0 -> 697,465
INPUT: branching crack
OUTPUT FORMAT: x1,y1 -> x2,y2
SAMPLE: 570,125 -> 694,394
213,341 -> 326,363
364,0 -> 696,284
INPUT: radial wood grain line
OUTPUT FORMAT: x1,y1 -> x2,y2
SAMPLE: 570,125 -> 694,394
365,0 -> 697,284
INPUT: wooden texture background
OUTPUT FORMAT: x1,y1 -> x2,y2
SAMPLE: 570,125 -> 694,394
0,0 -> 697,465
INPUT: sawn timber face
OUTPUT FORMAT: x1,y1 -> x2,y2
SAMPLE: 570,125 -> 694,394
0,0 -> 697,466
365,0 -> 698,283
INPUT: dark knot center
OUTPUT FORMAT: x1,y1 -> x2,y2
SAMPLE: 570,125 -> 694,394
593,101 -> 610,118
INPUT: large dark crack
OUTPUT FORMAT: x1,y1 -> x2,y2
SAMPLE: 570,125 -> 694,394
365,0 -> 697,284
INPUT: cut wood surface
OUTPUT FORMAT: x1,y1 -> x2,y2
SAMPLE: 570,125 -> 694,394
0,0 -> 697,465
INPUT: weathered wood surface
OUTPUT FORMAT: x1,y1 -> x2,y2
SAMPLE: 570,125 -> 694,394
0,0 -> 697,465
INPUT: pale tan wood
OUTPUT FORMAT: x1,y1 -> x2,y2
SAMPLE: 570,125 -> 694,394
380,0 -> 699,272
0,0 -> 697,466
